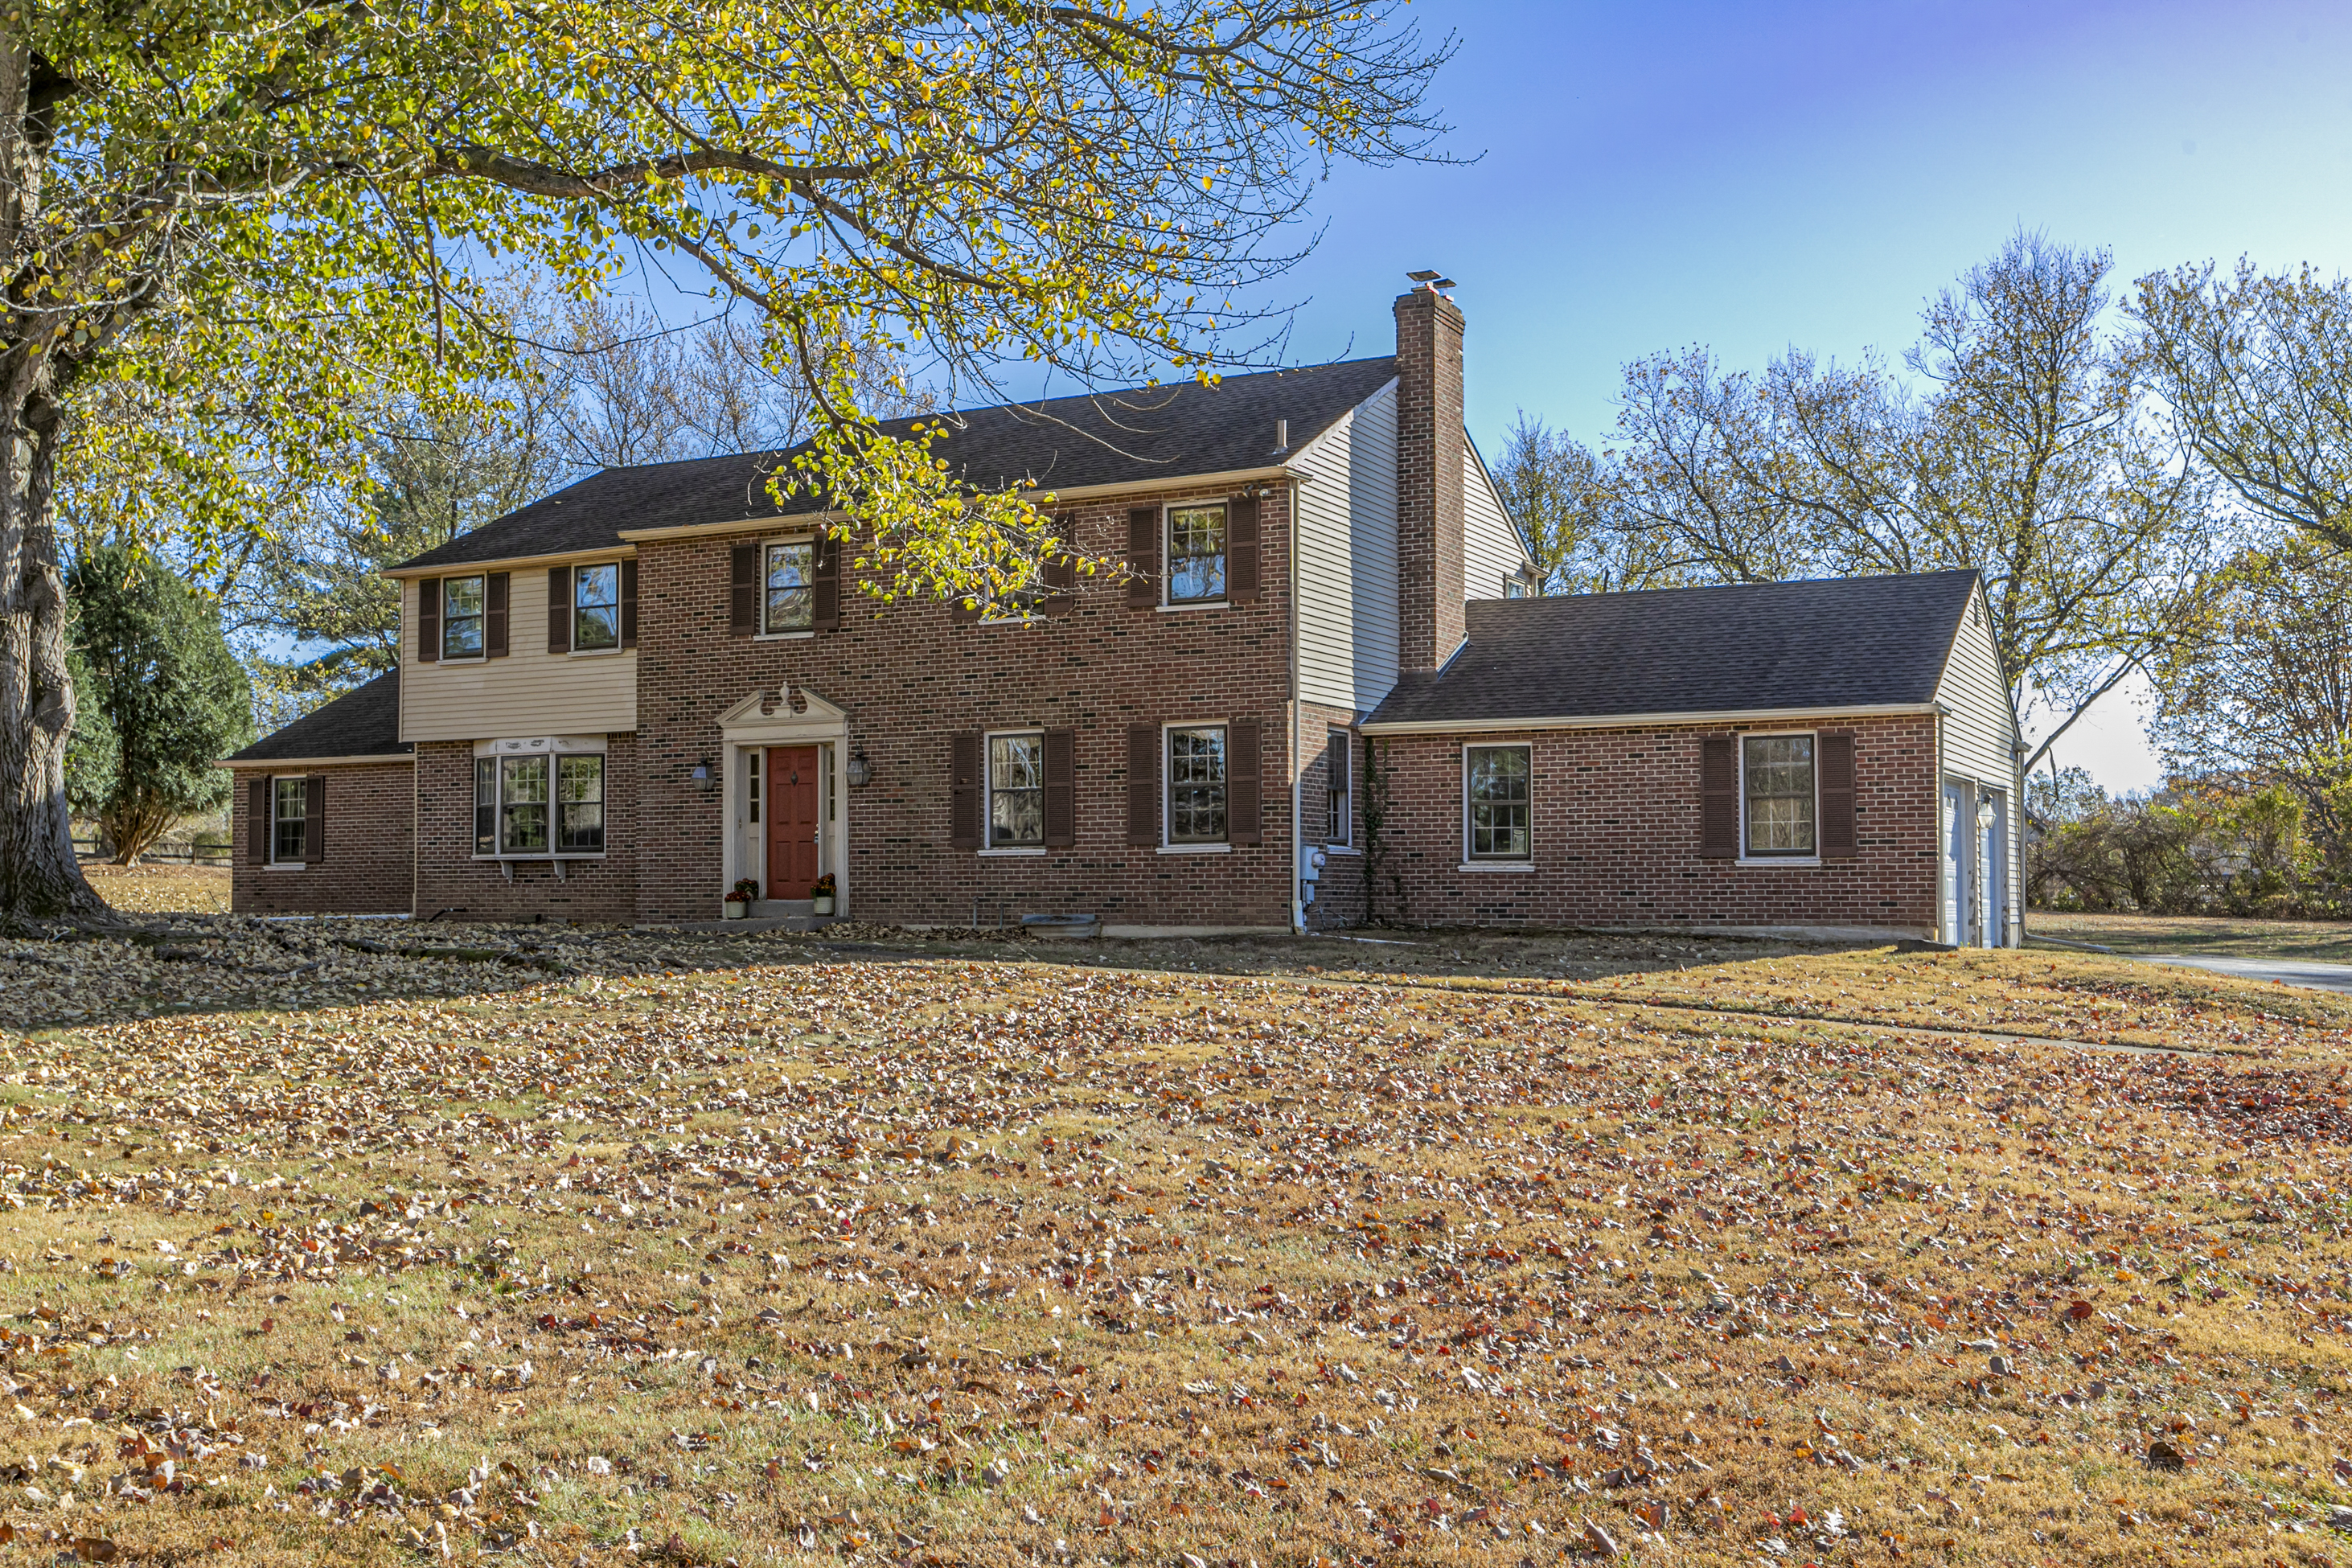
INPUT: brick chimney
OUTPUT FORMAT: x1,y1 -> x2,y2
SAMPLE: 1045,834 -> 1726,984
1394,283 -> 1467,671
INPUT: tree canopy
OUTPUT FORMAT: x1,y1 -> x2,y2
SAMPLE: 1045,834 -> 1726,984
65,541 -> 251,864
2,0 -> 1453,925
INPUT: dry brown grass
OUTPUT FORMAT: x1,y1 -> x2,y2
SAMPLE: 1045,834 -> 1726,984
2030,912 -> 2352,963
73,864 -> 231,915
3,926 -> 2351,1566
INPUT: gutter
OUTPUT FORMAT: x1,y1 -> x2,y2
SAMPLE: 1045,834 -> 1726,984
215,752 -> 414,770
382,544 -> 637,581
1359,702 -> 1944,737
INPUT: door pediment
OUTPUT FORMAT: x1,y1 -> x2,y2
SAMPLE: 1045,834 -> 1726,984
720,683 -> 849,745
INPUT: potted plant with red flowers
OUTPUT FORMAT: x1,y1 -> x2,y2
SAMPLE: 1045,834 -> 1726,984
810,872 -> 836,916
724,877 -> 760,919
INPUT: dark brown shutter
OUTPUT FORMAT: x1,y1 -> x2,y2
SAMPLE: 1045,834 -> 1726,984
1818,730 -> 1857,857
1127,724 -> 1160,845
1043,727 -> 1076,847
1125,506 -> 1159,608
305,775 -> 326,863
417,578 -> 440,663
1328,729 -> 1350,796
1227,719 -> 1262,845
1041,549 -> 1079,617
1700,733 -> 1738,858
619,559 -> 638,649
1226,494 -> 1260,603
485,572 -> 509,658
812,534 -> 841,630
548,566 -> 572,654
248,778 -> 269,864
729,543 -> 759,635
950,732 -> 982,850
949,592 -> 983,624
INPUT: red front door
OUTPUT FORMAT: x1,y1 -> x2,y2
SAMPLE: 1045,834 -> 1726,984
766,746 -> 821,899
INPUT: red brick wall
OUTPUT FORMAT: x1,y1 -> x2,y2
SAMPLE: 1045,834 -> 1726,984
413,737 -> 639,922
630,486 -> 1304,929
1359,715 -> 1940,934
1394,289 -> 1467,671
229,761 -> 415,915
1298,700 -> 1366,931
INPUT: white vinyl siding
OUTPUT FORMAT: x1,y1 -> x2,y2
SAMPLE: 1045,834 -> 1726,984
1932,582 -> 2022,941
400,572 -> 638,743
1296,377 -> 1400,712
1463,438 -> 1532,600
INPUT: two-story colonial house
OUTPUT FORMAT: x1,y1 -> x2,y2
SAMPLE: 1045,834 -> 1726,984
223,285 -> 2025,946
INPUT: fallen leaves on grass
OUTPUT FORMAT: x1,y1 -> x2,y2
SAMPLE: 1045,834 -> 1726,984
0,929 -> 2349,1566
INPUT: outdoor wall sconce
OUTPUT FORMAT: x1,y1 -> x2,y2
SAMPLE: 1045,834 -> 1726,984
689,759 -> 712,781
845,749 -> 872,788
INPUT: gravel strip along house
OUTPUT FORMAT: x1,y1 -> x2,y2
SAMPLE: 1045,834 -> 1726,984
224,281 -> 2023,944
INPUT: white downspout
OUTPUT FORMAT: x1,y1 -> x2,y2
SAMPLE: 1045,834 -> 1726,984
1289,477 -> 1306,936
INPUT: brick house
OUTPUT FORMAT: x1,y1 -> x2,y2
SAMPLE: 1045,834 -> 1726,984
224,285 -> 2022,945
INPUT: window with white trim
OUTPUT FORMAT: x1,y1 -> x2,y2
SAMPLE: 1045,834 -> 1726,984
441,574 -> 486,659
573,562 -> 621,651
1167,725 -> 1228,843
474,752 -> 605,856
1166,504 -> 1227,604
764,540 -> 815,632
1464,745 -> 1531,860
272,777 -> 307,864
986,731 -> 1045,848
1325,729 -> 1352,846
1742,733 -> 1815,856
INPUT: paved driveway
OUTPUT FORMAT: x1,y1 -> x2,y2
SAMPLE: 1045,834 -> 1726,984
2139,954 -> 2352,995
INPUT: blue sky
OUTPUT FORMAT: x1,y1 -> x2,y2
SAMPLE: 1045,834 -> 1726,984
1225,0 -> 2352,790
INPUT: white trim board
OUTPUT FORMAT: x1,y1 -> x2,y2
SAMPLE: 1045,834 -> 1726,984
1361,703 -> 1941,737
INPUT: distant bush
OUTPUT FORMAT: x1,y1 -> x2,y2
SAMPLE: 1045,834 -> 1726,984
2028,769 -> 2338,916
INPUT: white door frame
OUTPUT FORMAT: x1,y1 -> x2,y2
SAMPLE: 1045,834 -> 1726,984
717,684 -> 850,913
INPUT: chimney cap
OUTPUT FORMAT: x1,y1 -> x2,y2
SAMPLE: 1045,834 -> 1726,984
1406,269 -> 1455,294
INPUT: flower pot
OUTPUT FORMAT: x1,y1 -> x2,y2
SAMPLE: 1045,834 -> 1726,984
811,897 -> 835,915
722,900 -> 746,920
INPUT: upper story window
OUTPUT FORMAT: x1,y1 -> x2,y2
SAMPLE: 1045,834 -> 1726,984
1464,744 -> 1531,860
574,563 -> 621,651
1743,734 -> 1816,856
1167,504 -> 1227,604
441,575 -> 486,659
765,541 -> 814,632
987,732 -> 1045,848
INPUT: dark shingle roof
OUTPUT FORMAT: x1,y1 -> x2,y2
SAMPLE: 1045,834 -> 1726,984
395,357 -> 1399,573
1363,571 -> 1983,729
225,671 -> 409,763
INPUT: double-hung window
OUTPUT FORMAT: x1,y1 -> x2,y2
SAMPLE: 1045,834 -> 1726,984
474,750 -> 606,857
1464,745 -> 1531,861
272,777 -> 308,864
1166,504 -> 1227,604
764,540 -> 814,633
441,575 -> 486,659
987,732 -> 1045,848
573,563 -> 621,651
1167,725 -> 1228,843
1325,729 -> 1353,846
1743,734 -> 1816,856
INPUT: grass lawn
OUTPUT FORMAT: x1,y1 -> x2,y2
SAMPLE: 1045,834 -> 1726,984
72,864 -> 232,916
4,921 -> 2352,1566
2031,910 -> 2352,963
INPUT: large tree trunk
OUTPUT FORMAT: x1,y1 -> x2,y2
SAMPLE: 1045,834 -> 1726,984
0,35 -> 109,932
0,388 -> 109,931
